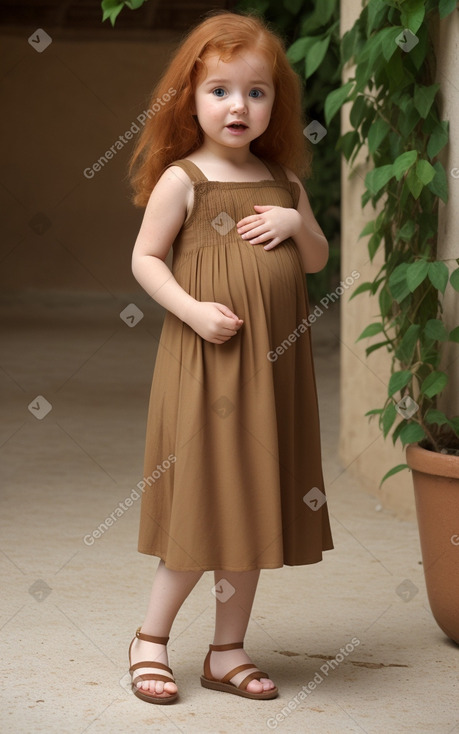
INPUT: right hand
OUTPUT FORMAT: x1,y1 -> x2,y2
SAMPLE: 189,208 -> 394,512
183,301 -> 244,344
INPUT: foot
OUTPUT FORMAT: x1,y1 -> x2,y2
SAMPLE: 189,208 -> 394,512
208,647 -> 276,694
129,633 -> 177,699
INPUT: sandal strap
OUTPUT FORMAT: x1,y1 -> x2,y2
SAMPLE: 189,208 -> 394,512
132,673 -> 175,686
209,641 -> 243,652
221,662 -> 257,684
238,670 -> 269,690
135,627 -> 169,645
130,660 -> 173,675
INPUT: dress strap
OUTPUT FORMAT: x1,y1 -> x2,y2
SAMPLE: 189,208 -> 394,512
259,157 -> 289,181
163,159 -> 208,182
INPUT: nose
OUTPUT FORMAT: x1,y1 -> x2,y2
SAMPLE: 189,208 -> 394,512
230,94 -> 247,113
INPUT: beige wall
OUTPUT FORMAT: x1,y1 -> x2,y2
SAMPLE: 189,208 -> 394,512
339,3 -> 459,519
435,16 -> 459,422
1,28 -> 180,294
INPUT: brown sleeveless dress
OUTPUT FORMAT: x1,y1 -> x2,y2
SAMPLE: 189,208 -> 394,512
137,157 -> 334,571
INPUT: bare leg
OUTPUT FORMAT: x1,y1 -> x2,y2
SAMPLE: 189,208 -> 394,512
209,569 -> 276,693
130,559 -> 203,698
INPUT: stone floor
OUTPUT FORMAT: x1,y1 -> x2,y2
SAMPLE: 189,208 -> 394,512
1,292 -> 458,733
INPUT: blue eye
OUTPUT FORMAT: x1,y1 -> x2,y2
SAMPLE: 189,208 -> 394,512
212,88 -> 226,97
249,89 -> 263,98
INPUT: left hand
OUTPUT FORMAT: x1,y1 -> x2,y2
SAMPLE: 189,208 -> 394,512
236,205 -> 301,250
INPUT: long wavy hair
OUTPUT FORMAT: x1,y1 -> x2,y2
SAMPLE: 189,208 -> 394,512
128,10 -> 312,207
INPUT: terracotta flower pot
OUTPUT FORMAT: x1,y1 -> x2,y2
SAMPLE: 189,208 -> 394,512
406,442 -> 459,645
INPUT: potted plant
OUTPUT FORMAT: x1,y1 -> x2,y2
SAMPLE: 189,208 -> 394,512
321,0 -> 459,643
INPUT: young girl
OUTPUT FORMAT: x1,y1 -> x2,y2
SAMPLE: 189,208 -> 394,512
127,10 -> 333,704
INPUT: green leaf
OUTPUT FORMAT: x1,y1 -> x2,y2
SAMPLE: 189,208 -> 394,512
313,0 -> 336,25
348,281 -> 376,300
397,105 -> 421,138
399,422 -> 426,446
393,150 -> 417,180
416,159 -> 436,185
341,25 -> 358,64
356,322 -> 385,341
397,220 -> 415,241
368,117 -> 390,154
382,401 -> 397,437
368,232 -> 382,260
427,120 -> 449,158
424,319 -> 448,341
427,160 -> 448,203
349,94 -> 369,129
379,285 -> 393,317
420,371 -> 448,398
367,0 -> 388,33
392,92 -> 411,113
366,340 -> 391,356
425,408 -> 450,426
379,463 -> 410,487
306,36 -> 331,78
337,130 -> 360,161
365,164 -> 394,195
449,326 -> 459,343
400,0 -> 425,33
358,32 -> 382,65
389,263 -> 411,303
414,84 -> 440,119
102,0 -> 124,25
395,324 -> 420,363
359,220 -> 376,238
439,0 -> 458,19
365,408 -> 384,417
126,0 -> 146,8
379,26 -> 405,62
388,370 -> 412,397
406,259 -> 429,292
428,261 -> 449,293
450,267 -> 459,292
406,166 -> 424,199
287,37 -> 316,63
324,81 -> 354,125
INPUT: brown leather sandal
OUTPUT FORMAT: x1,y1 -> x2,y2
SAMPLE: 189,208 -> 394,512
200,642 -> 278,699
128,627 -> 178,704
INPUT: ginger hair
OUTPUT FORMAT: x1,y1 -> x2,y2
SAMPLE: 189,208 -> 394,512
128,10 -> 312,207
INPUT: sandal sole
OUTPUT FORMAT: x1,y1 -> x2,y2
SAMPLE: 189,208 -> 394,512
200,675 -> 278,700
133,686 -> 178,704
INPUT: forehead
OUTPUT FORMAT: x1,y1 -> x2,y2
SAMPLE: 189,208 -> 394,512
197,50 -> 273,84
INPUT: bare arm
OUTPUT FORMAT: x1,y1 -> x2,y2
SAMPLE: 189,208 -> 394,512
285,169 -> 329,273
131,166 -> 243,344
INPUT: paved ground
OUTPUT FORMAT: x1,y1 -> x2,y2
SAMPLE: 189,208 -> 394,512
1,292 -> 458,734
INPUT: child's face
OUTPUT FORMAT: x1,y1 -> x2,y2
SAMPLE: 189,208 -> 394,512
193,50 -> 275,153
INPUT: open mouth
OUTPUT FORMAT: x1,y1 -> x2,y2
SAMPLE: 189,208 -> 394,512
226,123 -> 248,130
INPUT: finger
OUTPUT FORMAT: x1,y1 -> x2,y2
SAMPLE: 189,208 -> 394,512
263,238 -> 280,250
216,303 -> 242,321
253,205 -> 272,212
238,224 -> 258,236
247,231 -> 274,244
237,215 -> 261,227
240,225 -> 270,240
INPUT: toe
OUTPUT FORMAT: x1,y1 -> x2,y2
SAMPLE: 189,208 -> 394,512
260,677 -> 276,691
246,679 -> 264,693
164,681 -> 178,695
